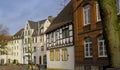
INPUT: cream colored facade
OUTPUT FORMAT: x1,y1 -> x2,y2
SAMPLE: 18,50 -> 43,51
23,17 -> 52,65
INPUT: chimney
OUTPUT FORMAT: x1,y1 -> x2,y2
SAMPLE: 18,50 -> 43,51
48,16 -> 52,21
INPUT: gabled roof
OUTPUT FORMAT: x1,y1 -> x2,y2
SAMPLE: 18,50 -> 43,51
46,1 -> 73,33
30,19 -> 46,36
13,28 -> 24,39
0,35 -> 12,41
28,20 -> 38,30
0,35 -> 12,46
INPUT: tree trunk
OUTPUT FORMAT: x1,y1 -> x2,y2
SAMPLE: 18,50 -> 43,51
98,0 -> 120,68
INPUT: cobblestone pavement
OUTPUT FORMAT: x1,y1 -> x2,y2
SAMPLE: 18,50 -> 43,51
0,65 -> 46,70
0,65 -> 25,70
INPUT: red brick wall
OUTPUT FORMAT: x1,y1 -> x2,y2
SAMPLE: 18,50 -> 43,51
73,0 -> 108,66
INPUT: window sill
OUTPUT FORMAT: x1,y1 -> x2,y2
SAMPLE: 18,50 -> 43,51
85,56 -> 93,58
84,23 -> 90,26
98,56 -> 107,58
97,19 -> 101,23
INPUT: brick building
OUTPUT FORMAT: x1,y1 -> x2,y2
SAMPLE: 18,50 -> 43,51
73,0 -> 110,70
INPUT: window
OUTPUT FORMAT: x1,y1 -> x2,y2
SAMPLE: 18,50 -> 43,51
26,24 -> 29,29
40,36 -> 42,42
34,56 -> 36,64
28,30 -> 30,35
84,38 -> 92,58
116,0 -> 120,14
50,50 -> 54,61
32,38 -> 34,43
28,38 -> 30,44
1,59 -> 4,64
84,5 -> 90,25
25,47 -> 28,53
24,38 -> 27,44
98,35 -> 107,57
55,49 -> 60,61
35,37 -> 37,43
34,47 -> 36,52
62,28 -> 69,38
96,4 -> 101,21
62,48 -> 68,61
41,46 -> 44,51
17,52 -> 18,56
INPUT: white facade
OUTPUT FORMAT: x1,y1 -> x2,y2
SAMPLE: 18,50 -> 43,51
0,39 -> 13,64
47,46 -> 74,69
11,39 -> 23,64
0,17 -> 52,65
36,19 -> 51,66
46,24 -> 74,70
23,22 -> 34,64
0,39 -> 23,64
23,18 -> 51,65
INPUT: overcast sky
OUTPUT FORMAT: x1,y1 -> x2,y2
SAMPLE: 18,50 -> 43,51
0,0 -> 70,35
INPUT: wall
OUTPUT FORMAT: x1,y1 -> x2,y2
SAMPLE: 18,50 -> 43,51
47,46 -> 74,70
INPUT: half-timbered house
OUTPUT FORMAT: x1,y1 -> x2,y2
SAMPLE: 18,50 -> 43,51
46,1 -> 74,70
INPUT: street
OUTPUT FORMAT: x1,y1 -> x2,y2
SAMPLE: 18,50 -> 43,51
0,65 -> 25,70
0,65 -> 46,70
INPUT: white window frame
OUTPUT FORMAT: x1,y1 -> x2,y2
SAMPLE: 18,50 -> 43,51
96,4 -> 101,22
98,36 -> 107,57
116,0 -> 120,15
84,5 -> 90,26
84,38 -> 92,58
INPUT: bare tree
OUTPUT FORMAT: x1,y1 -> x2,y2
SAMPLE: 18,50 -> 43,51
0,24 -> 9,35
59,0 -> 68,7
57,0 -> 70,10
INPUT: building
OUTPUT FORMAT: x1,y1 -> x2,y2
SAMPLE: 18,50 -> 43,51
46,1 -> 74,70
23,17 -> 52,67
73,0 -> 120,70
12,28 -> 24,64
0,35 -> 12,64
38,17 -> 53,68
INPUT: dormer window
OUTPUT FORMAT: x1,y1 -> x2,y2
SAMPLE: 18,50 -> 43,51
84,5 -> 90,25
116,0 -> 120,15
26,24 -> 29,29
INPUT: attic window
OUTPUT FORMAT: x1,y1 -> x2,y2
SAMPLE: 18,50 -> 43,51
27,24 -> 29,29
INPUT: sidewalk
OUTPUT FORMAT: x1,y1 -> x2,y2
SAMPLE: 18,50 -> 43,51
21,64 -> 46,70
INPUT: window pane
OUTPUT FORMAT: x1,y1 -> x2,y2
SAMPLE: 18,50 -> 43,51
98,35 -> 107,57
84,5 -> 90,25
116,0 -> 120,13
88,9 -> 90,23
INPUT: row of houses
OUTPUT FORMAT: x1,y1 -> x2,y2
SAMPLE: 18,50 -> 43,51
0,16 -> 52,66
0,0 -> 120,70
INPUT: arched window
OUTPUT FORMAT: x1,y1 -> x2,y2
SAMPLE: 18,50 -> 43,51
84,37 -> 92,57
98,35 -> 107,57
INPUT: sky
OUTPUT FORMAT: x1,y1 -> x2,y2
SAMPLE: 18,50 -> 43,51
0,0 -> 70,35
